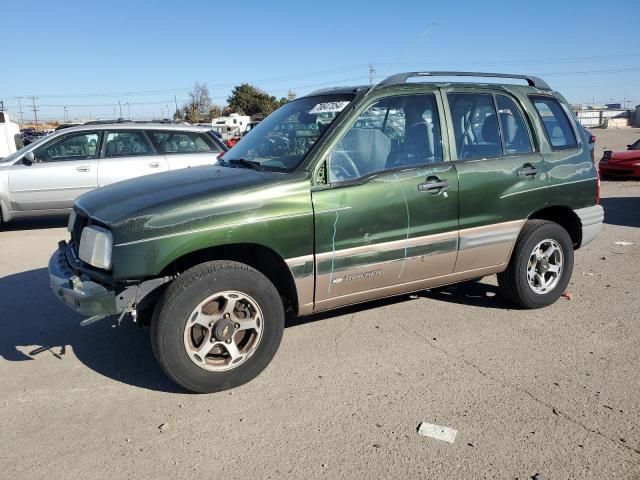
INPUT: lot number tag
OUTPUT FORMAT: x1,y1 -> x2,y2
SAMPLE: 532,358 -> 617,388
309,101 -> 350,114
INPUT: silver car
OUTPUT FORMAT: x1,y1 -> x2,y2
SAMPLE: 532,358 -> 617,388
0,122 -> 227,225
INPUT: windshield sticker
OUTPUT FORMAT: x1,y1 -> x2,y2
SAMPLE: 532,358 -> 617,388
309,101 -> 350,114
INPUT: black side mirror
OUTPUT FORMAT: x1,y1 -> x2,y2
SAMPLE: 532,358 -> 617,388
627,145 -> 632,150
22,151 -> 35,165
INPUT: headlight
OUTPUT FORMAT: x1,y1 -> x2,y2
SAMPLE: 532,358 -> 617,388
67,210 -> 76,232
79,226 -> 113,270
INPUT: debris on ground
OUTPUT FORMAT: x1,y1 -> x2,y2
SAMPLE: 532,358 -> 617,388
613,241 -> 634,246
417,422 -> 457,443
561,292 -> 573,300
158,423 -> 168,432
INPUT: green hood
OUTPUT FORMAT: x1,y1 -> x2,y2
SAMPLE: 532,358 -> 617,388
76,165 -> 291,224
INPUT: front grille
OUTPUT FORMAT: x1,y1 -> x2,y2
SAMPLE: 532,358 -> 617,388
71,210 -> 89,245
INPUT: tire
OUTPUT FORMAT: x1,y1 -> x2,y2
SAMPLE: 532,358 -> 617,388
151,260 -> 285,393
497,220 -> 574,309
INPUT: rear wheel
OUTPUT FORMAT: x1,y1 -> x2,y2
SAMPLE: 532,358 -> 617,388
151,260 -> 285,393
497,220 -> 574,309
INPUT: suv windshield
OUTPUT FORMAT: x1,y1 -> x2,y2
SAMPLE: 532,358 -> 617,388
221,94 -> 355,171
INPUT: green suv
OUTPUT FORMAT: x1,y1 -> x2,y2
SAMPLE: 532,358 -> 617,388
49,72 -> 604,393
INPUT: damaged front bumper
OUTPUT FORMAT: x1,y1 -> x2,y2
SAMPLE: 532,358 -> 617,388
49,242 -> 170,318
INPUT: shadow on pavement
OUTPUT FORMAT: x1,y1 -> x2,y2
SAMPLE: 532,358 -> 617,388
1,215 -> 68,231
600,197 -> 640,228
1,269 -> 509,391
0,267 -> 182,393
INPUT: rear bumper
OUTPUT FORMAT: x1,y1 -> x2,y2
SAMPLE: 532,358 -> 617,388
48,246 -> 119,316
575,205 -> 604,248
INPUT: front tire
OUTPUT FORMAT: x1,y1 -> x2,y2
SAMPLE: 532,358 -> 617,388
497,220 -> 574,309
151,261 -> 285,393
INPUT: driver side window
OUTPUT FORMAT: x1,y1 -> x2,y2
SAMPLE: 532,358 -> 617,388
328,94 -> 442,183
36,132 -> 100,162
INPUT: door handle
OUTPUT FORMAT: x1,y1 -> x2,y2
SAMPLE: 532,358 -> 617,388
418,177 -> 449,193
517,164 -> 538,178
148,162 -> 160,168
76,166 -> 91,172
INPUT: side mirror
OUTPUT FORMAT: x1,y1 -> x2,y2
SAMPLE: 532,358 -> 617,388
627,145 -> 632,150
22,151 -> 35,165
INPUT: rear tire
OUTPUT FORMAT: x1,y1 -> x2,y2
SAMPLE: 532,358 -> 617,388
497,220 -> 574,309
151,260 -> 285,393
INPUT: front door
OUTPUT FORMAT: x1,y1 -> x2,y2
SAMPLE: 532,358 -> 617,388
98,130 -> 168,187
311,92 -> 459,311
8,130 -> 100,211
443,89 -> 550,272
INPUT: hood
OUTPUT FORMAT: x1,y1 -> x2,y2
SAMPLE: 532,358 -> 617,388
609,150 -> 640,163
75,164 -> 295,224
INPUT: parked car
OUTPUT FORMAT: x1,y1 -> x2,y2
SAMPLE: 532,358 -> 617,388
225,133 -> 242,148
0,122 -> 227,225
599,138 -> 640,178
49,71 -> 603,393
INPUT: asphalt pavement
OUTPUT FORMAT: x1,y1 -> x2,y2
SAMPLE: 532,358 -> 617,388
1,128 -> 639,479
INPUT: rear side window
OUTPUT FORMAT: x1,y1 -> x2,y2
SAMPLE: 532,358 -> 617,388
530,96 -> 577,150
151,131 -> 221,154
104,131 -> 154,157
447,93 -> 501,160
495,95 -> 533,154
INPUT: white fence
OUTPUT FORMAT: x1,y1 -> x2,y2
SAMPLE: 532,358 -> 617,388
575,109 -> 633,127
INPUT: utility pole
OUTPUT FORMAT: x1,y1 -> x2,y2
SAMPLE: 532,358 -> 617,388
126,102 -> 130,119
113,107 -> 116,119
30,97 -> 39,130
63,106 -> 68,122
369,64 -> 376,85
118,101 -> 123,119
17,97 -> 25,125
174,94 -> 179,117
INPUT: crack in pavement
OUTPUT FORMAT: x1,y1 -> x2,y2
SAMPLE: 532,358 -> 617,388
400,324 -> 640,464
333,313 -> 356,360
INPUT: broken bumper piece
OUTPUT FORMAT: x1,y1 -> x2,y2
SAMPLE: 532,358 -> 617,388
48,246 -> 119,317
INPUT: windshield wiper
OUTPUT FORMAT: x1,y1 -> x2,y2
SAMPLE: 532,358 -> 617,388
225,158 -> 264,171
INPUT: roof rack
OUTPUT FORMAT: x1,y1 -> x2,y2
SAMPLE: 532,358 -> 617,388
378,71 -> 550,90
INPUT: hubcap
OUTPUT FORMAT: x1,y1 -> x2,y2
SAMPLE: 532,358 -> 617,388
526,239 -> 563,294
183,291 -> 263,372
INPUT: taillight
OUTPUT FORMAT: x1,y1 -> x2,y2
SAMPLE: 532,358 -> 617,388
589,134 -> 596,144
596,170 -> 600,205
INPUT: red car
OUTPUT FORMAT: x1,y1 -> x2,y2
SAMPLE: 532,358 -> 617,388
599,138 -> 640,178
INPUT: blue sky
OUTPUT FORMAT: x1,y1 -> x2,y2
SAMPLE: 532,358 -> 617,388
1,0 -> 638,121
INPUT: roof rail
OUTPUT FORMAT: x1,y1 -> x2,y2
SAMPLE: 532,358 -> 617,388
378,71 -> 550,90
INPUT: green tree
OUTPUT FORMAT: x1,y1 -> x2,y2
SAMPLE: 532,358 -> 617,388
227,84 -> 279,117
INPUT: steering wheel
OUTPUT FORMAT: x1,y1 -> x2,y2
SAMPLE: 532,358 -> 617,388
329,151 -> 360,181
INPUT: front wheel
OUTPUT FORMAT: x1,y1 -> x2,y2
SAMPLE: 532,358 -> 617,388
497,220 -> 574,309
151,261 -> 285,393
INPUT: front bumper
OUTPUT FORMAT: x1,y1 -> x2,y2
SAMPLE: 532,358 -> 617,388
599,163 -> 640,177
48,246 -> 119,316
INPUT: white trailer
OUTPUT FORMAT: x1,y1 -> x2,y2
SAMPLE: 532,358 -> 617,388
0,112 -> 21,159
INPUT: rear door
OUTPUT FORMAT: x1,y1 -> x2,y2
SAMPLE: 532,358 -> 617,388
8,130 -> 100,211
311,91 -> 459,311
98,130 -> 168,187
442,88 -> 549,272
149,130 -> 223,170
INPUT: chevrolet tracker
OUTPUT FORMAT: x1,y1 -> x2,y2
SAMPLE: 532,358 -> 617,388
49,72 -> 604,393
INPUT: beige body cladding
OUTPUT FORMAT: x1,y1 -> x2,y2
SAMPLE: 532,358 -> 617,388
287,219 -> 525,315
